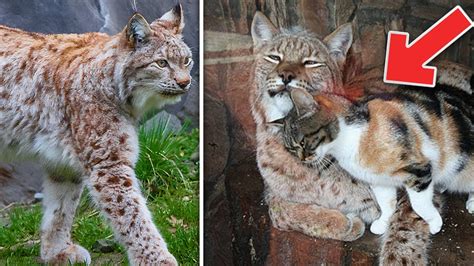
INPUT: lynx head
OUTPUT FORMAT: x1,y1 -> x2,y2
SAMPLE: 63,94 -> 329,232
251,11 -> 352,123
118,4 -> 193,117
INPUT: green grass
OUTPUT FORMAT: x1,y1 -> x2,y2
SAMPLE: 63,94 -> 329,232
0,119 -> 199,265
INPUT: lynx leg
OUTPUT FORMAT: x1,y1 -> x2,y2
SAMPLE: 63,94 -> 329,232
370,185 -> 397,235
88,165 -> 177,265
40,176 -> 91,265
267,195 -> 365,241
406,183 -> 442,234
380,192 -> 443,265
466,193 -> 474,214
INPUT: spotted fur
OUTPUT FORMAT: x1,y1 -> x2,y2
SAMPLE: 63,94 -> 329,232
0,5 -> 193,265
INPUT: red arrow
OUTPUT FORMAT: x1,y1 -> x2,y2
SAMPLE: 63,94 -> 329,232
384,6 -> 473,87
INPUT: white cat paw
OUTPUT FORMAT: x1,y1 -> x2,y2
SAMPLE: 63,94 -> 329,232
370,219 -> 388,235
466,199 -> 474,214
428,215 -> 443,234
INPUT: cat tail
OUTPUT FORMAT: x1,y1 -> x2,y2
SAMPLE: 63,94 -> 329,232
379,192 -> 443,266
435,60 -> 472,95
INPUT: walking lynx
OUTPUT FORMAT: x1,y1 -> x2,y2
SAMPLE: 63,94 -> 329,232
250,11 -> 439,264
0,4 -> 192,265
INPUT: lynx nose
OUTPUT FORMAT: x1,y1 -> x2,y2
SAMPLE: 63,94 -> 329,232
278,70 -> 295,85
175,77 -> 191,89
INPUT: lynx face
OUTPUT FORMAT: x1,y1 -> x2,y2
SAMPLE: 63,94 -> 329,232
119,6 -> 194,115
251,12 -> 353,122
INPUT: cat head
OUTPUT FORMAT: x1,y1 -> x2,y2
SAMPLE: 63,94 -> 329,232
118,4 -> 193,116
251,11 -> 352,122
271,88 -> 340,163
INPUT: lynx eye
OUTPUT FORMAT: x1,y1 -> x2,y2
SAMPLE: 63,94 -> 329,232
300,140 -> 304,146
156,59 -> 169,68
303,60 -> 324,68
184,57 -> 192,66
264,54 -> 281,64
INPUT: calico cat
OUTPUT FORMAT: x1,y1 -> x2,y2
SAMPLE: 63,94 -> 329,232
278,75 -> 473,235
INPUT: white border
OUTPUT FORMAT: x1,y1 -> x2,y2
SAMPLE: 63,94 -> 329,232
199,0 -> 204,264
383,5 -> 473,87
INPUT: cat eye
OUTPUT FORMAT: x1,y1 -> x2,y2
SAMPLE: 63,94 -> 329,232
264,54 -> 281,64
156,59 -> 169,68
184,57 -> 193,66
303,60 -> 324,68
300,140 -> 304,146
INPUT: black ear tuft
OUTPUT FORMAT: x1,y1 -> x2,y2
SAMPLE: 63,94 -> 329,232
151,3 -> 185,34
126,13 -> 151,49
251,11 -> 279,46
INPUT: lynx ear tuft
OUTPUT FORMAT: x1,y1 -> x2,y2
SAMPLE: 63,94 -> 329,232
251,11 -> 278,46
290,88 -> 317,116
152,4 -> 185,34
323,23 -> 353,68
126,13 -> 151,48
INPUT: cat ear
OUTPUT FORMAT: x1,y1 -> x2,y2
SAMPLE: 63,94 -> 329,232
126,13 -> 152,48
323,23 -> 353,68
290,88 -> 317,116
313,95 -> 334,110
267,118 -> 285,128
152,4 -> 185,34
251,11 -> 278,46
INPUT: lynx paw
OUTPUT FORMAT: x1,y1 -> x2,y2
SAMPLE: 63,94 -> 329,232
134,251 -> 178,266
466,198 -> 474,214
370,218 -> 388,235
428,214 -> 443,234
342,215 -> 365,241
43,244 -> 91,265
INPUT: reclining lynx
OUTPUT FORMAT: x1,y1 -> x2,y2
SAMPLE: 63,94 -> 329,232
0,5 -> 192,265
250,11 -> 440,264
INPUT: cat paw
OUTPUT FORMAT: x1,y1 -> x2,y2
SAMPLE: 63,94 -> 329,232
428,215 -> 443,234
466,199 -> 474,214
370,218 -> 388,235
42,244 -> 91,265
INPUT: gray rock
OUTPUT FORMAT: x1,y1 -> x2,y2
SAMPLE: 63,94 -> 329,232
0,162 -> 44,208
144,111 -> 183,134
92,239 -> 117,253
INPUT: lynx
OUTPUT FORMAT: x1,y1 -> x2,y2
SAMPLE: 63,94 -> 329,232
0,5 -> 192,265
250,11 -> 440,264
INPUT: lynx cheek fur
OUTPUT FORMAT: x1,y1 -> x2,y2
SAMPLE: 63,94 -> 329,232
0,5 -> 192,265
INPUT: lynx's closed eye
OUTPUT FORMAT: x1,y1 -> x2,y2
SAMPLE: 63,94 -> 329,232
184,57 -> 193,66
303,60 -> 324,68
264,54 -> 281,64
156,59 -> 169,68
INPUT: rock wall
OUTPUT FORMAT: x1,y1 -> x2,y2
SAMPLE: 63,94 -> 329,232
204,0 -> 474,264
